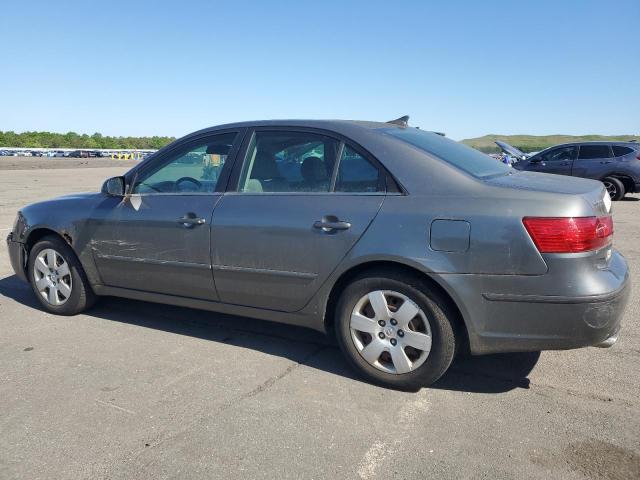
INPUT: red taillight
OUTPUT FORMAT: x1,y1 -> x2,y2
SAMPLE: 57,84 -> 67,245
523,216 -> 613,253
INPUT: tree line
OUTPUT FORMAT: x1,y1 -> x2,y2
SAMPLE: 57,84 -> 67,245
0,131 -> 175,150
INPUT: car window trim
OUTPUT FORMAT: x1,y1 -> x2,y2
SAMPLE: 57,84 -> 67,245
124,128 -> 247,196
226,125 -> 402,195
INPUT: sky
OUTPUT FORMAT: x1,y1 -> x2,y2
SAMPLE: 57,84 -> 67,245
1,0 -> 638,140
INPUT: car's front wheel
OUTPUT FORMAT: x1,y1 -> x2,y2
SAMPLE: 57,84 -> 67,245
335,271 -> 457,390
28,235 -> 96,315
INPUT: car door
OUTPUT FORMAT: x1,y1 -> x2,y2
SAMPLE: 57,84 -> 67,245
90,130 -> 243,300
525,146 -> 577,175
571,144 -> 613,180
211,128 -> 387,312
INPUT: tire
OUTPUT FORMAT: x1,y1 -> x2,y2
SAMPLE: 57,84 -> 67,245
335,271 -> 457,390
603,177 -> 625,201
27,235 -> 96,315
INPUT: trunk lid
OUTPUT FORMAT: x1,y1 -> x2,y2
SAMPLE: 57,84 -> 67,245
486,170 -> 610,215
495,140 -> 527,160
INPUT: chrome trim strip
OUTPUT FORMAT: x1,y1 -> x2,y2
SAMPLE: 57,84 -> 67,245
212,264 -> 317,280
94,253 -> 211,270
482,282 -> 628,304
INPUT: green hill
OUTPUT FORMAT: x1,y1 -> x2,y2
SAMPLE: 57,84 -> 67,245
462,134 -> 640,153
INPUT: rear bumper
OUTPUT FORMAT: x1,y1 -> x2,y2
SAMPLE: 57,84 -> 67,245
474,278 -> 629,354
6,233 -> 28,282
434,250 -> 630,355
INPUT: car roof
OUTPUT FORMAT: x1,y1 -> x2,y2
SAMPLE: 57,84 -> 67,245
187,119 -> 402,137
550,140 -> 639,148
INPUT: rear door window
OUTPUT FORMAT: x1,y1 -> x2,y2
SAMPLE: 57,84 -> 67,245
238,131 -> 339,193
578,145 -> 612,160
612,146 -> 634,157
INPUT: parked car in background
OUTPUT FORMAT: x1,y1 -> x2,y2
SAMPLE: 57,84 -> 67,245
6,118 -> 629,389
67,150 -> 89,158
506,141 -> 640,200
495,141 -> 529,163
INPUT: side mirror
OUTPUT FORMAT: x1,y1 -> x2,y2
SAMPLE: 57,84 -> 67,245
101,176 -> 125,196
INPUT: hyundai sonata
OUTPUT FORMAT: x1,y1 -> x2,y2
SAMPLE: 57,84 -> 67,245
7,117 -> 630,389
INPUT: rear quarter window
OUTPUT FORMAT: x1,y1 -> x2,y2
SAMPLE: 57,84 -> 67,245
384,128 -> 510,178
612,146 -> 634,157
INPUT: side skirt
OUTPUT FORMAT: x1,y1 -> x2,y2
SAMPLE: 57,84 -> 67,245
92,285 -> 325,332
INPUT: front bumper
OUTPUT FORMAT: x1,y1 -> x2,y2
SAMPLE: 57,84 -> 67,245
435,250 -> 630,355
6,232 -> 28,282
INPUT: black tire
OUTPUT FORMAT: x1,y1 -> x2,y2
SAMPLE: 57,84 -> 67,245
27,235 -> 96,315
603,177 -> 625,201
335,270 -> 457,390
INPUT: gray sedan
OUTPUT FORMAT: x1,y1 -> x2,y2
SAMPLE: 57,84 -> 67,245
6,118 -> 630,389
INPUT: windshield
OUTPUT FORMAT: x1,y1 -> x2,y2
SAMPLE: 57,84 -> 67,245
384,128 -> 510,178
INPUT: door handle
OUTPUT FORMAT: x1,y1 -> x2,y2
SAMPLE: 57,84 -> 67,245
178,215 -> 206,228
600,160 -> 613,164
313,217 -> 351,232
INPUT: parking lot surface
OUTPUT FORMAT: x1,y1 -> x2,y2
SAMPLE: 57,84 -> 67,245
1,158 -> 639,479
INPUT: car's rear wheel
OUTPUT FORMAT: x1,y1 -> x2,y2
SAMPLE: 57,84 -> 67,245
28,235 -> 96,315
335,272 -> 457,390
603,177 -> 625,201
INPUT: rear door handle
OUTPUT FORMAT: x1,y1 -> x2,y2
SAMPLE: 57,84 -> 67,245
313,216 -> 351,232
600,160 -> 613,164
178,214 -> 206,228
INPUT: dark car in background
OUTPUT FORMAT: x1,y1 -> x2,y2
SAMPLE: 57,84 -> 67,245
510,142 -> 640,200
66,150 -> 89,158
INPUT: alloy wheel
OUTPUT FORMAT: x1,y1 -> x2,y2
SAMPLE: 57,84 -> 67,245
603,180 -> 617,198
33,248 -> 72,306
349,290 -> 432,374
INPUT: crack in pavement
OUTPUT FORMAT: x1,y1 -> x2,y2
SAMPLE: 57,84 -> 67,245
236,345 -> 327,401
530,382 -> 637,408
116,344 -> 328,476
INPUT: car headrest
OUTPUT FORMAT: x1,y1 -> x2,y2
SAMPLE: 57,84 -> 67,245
251,152 -> 280,179
301,156 -> 327,182
206,143 -> 231,155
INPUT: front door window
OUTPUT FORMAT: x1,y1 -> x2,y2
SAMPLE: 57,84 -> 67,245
132,132 -> 238,194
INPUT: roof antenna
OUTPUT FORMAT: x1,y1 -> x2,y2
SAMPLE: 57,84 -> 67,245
387,115 -> 409,127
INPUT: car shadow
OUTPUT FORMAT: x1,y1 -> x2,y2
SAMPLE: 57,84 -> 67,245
0,274 -> 538,394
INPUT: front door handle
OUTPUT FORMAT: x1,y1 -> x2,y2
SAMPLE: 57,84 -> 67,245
600,160 -> 613,164
313,216 -> 351,232
178,214 -> 206,228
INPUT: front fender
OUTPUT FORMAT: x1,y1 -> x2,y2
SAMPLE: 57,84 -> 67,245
13,193 -> 111,285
